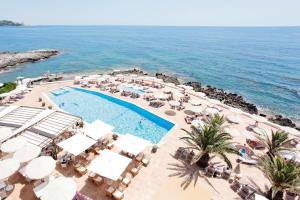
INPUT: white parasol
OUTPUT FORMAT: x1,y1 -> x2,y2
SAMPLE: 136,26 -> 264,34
1,137 -> 27,153
13,144 -> 41,164
0,158 -> 20,180
26,156 -> 56,180
41,177 -> 77,200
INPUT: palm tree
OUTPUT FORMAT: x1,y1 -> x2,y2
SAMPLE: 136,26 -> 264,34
259,155 -> 300,200
206,113 -> 225,130
257,130 -> 292,157
181,114 -> 238,168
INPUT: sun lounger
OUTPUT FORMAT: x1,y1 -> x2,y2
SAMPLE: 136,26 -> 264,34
285,192 -> 298,200
106,186 -> 115,197
230,180 -> 241,192
113,190 -> 124,200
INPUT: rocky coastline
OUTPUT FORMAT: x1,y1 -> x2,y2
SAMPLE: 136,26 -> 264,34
0,49 -> 60,71
151,71 -> 298,130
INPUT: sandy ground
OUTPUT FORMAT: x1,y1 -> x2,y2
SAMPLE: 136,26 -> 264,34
5,79 -> 297,200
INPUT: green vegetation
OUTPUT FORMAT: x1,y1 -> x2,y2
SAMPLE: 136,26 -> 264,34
0,20 -> 23,26
0,82 -> 17,94
259,155 -> 300,200
256,130 -> 292,157
181,114 -> 238,168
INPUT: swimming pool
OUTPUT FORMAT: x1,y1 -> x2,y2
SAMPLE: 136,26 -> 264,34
48,87 -> 174,143
120,86 -> 145,95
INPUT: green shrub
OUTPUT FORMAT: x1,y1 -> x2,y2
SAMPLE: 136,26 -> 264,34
0,82 -> 17,94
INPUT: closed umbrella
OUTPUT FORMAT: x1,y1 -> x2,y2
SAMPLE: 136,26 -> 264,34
41,177 -> 77,200
13,144 -> 41,164
0,158 -> 20,180
26,156 -> 56,180
1,137 -> 27,153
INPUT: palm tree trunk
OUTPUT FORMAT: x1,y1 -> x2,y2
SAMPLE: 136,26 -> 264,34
196,153 -> 210,168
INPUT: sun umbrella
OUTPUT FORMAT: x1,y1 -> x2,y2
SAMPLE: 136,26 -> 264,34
154,92 -> 168,100
203,107 -> 219,115
13,144 -> 41,164
162,88 -> 172,94
194,92 -> 206,97
1,137 -> 27,153
173,92 -> 184,99
166,83 -> 176,87
233,163 -> 241,175
0,127 -> 14,142
189,99 -> 202,106
0,158 -> 20,180
169,100 -> 180,107
26,156 -> 56,180
191,120 -> 206,128
224,127 -> 241,137
188,106 -> 203,114
41,177 -> 77,200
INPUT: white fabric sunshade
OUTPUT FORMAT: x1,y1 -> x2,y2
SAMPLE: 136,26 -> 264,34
203,107 -> 219,115
114,134 -> 150,156
191,120 -> 206,129
87,150 -> 131,181
13,144 -> 41,163
0,158 -> 20,180
83,120 -> 114,140
26,156 -> 56,180
188,106 -> 203,114
57,134 -> 96,156
41,177 -> 77,200
189,99 -> 203,106
1,137 -> 27,153
0,127 -> 15,142
169,100 -> 180,107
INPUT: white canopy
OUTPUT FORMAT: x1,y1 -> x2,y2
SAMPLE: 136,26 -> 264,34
13,144 -> 41,163
169,100 -> 180,107
172,92 -> 184,99
1,137 -> 27,153
224,127 -> 241,137
0,158 -> 20,180
188,106 -> 203,114
193,92 -> 206,97
189,99 -> 202,106
203,107 -> 219,115
114,134 -> 150,156
41,177 -> 77,200
191,120 -> 206,129
87,150 -> 131,181
0,127 -> 15,142
83,120 -> 114,140
162,88 -> 172,94
227,115 -> 243,124
57,133 -> 96,156
26,156 -> 56,180
153,92 -> 169,100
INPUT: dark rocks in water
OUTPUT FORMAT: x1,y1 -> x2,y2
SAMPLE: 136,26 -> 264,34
155,73 -> 180,85
109,68 -> 146,76
185,81 -> 258,114
269,115 -> 296,128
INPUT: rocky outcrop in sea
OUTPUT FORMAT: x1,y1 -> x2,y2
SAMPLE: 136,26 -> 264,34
0,49 -> 60,71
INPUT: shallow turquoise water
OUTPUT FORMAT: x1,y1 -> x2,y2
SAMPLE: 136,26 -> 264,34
49,87 -> 174,144
0,26 -> 299,122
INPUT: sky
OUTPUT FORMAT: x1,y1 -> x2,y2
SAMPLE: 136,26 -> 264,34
0,0 -> 300,26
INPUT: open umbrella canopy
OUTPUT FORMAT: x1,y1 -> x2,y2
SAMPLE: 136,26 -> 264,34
191,120 -> 206,129
188,106 -> 203,114
169,100 -> 180,107
189,99 -> 203,106
0,158 -> 20,180
13,144 -> 41,163
82,120 -> 114,141
0,127 -> 15,142
153,92 -> 169,100
114,134 -> 150,156
224,127 -> 241,137
1,137 -> 27,153
41,177 -> 77,200
26,156 -> 56,180
203,107 -> 219,115
88,150 -> 131,181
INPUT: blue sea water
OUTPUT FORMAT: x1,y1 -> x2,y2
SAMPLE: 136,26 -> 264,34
0,26 -> 299,122
49,87 -> 174,144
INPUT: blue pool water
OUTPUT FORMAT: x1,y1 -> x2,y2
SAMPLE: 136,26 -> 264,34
49,87 -> 174,143
121,86 -> 145,94
0,26 -> 299,122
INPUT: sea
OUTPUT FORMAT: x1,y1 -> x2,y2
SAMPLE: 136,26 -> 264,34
0,26 -> 299,123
